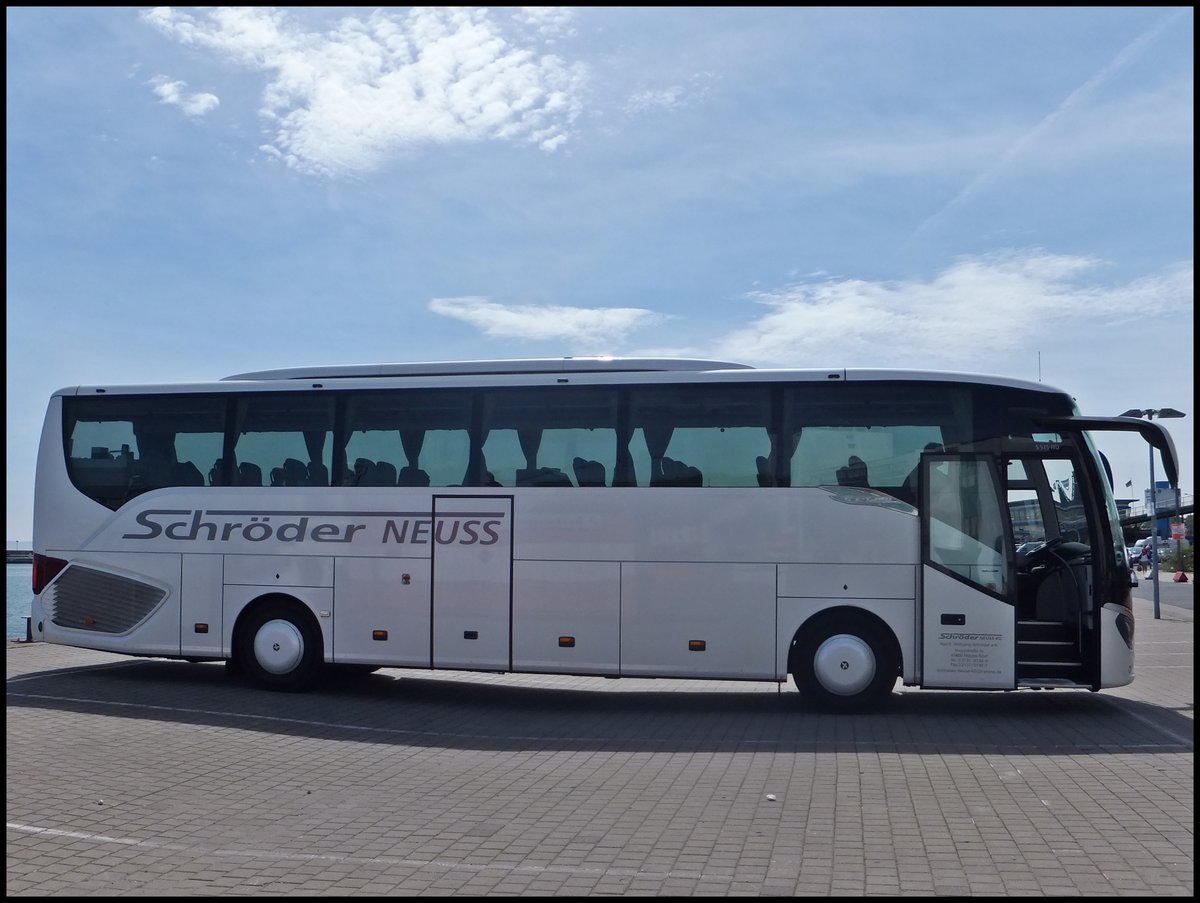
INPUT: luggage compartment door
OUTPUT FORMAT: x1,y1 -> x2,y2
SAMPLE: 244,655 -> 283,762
431,495 -> 513,670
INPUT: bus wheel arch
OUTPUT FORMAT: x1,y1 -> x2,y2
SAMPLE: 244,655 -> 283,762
788,607 -> 901,713
232,594 -> 324,692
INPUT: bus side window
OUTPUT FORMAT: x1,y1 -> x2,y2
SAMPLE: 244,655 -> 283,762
344,391 -> 471,488
367,460 -> 398,486
629,385 -> 771,488
396,429 -> 429,486
172,461 -> 205,486
234,394 -> 334,491
836,456 -> 870,488
573,458 -> 606,487
397,464 -> 430,486
345,458 -> 372,486
480,386 -> 618,488
653,456 -> 703,487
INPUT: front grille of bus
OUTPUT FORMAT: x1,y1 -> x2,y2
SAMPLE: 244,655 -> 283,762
45,566 -> 167,634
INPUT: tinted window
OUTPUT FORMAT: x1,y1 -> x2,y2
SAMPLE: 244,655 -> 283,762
64,395 -> 227,509
785,383 -> 973,502
628,385 -> 772,487
233,394 -> 335,488
481,387 -> 618,487
344,390 -> 472,487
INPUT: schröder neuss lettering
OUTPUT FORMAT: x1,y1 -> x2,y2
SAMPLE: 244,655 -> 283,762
123,509 -> 505,545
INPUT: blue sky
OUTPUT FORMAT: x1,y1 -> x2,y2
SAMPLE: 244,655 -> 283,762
6,6 -> 1194,541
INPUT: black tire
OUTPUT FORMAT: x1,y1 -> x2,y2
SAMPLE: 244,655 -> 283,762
792,615 -> 897,713
235,598 -> 324,692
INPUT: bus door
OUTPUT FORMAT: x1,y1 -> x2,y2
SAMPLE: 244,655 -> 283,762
431,495 -> 514,671
920,452 -> 1017,689
1004,451 -> 1096,689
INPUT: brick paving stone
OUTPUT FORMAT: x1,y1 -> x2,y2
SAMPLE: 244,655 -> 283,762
6,590 -> 1192,896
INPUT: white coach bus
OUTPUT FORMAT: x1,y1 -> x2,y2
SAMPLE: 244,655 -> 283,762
30,358 -> 1178,711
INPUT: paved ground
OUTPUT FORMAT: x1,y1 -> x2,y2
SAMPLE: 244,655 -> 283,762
6,590 -> 1192,896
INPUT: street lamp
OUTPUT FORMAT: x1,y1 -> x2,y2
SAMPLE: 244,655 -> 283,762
1119,407 -> 1185,619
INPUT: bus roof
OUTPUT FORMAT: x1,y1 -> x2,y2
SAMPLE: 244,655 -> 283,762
51,361 -> 1068,398
222,357 -> 755,381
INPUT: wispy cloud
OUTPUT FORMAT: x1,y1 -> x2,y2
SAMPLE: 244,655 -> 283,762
707,251 -> 1194,367
624,72 -> 714,115
149,75 -> 219,117
428,254 -> 1192,367
141,7 -> 586,176
913,9 -> 1190,239
429,296 -> 663,345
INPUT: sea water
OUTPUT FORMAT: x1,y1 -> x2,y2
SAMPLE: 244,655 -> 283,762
7,563 -> 33,640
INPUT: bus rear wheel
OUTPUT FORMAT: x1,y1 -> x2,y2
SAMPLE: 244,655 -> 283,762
236,599 -> 323,692
792,616 -> 897,713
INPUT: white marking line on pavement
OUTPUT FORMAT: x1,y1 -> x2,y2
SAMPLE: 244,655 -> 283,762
4,690 -> 779,746
4,821 -> 735,883
5,659 -> 148,682
5,690 -> 1190,751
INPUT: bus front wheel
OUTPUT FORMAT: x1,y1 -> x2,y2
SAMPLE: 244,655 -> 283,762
236,599 -> 323,692
791,615 -> 897,713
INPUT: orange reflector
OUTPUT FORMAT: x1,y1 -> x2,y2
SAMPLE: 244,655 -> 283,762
372,630 -> 388,641
83,616 -> 96,626
558,636 -> 576,647
688,640 -> 706,651
194,623 -> 209,634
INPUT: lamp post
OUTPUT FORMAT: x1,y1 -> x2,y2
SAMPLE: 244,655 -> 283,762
1172,502 -> 1184,582
1120,407 -> 1185,619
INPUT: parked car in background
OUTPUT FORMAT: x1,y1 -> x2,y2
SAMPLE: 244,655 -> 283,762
1130,537 -> 1177,566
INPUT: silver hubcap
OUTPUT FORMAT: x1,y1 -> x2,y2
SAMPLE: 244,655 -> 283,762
253,619 -> 304,675
813,633 -> 875,696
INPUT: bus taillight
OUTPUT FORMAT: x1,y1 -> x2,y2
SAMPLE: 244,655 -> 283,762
32,554 -> 68,595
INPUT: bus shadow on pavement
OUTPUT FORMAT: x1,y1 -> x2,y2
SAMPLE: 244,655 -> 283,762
7,656 -> 1193,755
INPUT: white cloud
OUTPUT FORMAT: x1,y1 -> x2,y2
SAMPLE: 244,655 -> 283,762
429,296 -> 662,344
141,7 -> 585,176
710,251 -> 1194,368
149,75 -> 219,117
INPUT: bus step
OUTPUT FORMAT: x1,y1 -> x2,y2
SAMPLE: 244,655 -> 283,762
1017,657 -> 1082,665
1016,641 -> 1077,663
1017,661 -> 1085,681
1017,619 -> 1074,643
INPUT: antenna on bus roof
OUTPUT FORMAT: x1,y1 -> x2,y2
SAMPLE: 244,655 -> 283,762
223,357 -> 755,381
